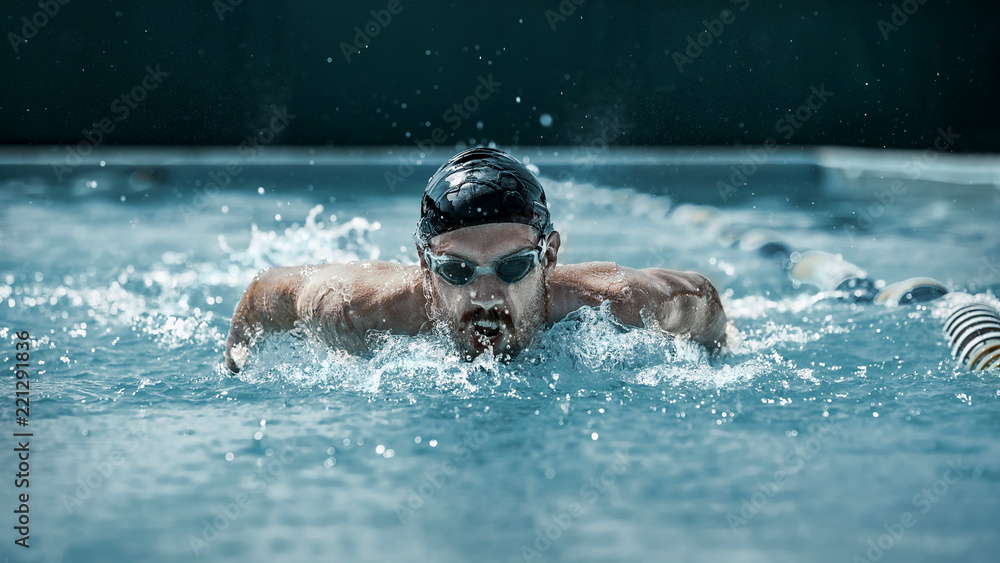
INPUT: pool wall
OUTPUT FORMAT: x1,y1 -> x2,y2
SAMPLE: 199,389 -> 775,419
2,145 -> 998,206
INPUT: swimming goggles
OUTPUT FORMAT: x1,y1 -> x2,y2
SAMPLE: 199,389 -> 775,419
422,238 -> 548,286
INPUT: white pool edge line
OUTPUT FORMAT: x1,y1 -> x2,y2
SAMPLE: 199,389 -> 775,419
2,143 -> 997,163
815,146 -> 1000,186
0,144 -> 818,166
1,144 -> 998,186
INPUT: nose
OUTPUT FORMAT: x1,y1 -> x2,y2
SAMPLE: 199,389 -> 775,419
468,275 -> 505,310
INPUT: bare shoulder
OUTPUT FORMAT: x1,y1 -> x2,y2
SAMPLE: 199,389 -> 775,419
546,262 -> 642,323
549,262 -> 633,299
546,262 -> 720,328
226,261 -> 426,371
294,261 -> 427,336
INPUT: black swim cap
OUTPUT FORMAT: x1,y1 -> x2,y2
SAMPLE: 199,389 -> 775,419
415,147 -> 553,245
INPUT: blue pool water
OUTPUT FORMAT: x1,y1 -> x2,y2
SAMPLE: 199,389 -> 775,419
2,148 -> 1000,562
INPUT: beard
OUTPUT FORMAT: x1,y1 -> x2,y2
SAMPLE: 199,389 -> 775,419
425,276 -> 549,361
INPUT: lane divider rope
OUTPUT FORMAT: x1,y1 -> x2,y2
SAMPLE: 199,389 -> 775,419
667,203 -> 994,371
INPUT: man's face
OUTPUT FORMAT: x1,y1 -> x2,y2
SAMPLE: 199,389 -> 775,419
420,223 -> 560,360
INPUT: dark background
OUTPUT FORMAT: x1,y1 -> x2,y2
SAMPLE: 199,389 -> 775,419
2,0 -> 998,151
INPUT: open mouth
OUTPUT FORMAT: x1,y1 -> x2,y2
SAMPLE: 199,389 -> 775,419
469,318 -> 505,351
473,318 -> 502,339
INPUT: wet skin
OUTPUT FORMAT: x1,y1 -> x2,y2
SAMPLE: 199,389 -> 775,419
224,223 -> 729,373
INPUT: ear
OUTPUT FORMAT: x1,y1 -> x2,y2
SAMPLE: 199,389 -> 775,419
543,231 -> 561,276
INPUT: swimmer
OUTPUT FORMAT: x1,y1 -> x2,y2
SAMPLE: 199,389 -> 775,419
224,147 -> 728,372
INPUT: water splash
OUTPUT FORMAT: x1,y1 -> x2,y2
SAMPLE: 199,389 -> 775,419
221,204 -> 381,272
227,301 -> 776,399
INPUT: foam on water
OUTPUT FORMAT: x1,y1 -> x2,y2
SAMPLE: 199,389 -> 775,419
230,301 -> 745,397
221,204 -> 382,272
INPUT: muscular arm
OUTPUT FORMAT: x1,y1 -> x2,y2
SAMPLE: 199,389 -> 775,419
224,262 -> 426,373
641,267 -> 728,350
224,266 -> 308,373
548,263 -> 728,351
